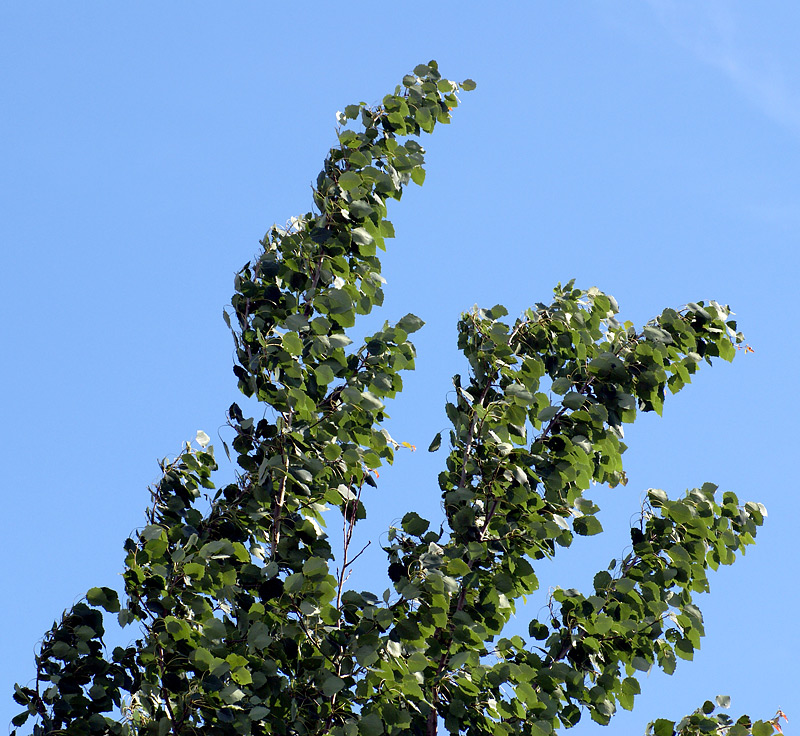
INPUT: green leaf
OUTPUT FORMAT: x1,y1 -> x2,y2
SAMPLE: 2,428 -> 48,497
675,637 -> 694,660
461,78 -> 477,90
538,405 -> 559,422
507,384 -> 535,403
643,325 -> 673,344
192,647 -> 217,671
284,573 -> 305,593
428,432 -> 442,452
551,377 -> 572,394
621,677 -> 640,696
249,706 -> 270,721
303,556 -> 328,578
529,621 -> 549,640
248,622 -> 273,650
718,337 -> 735,361
183,562 -> 205,579
401,512 -> 430,536
651,719 -> 675,736
397,313 -> 425,334
322,674 -> 346,696
315,364 -> 335,385
352,227 -> 375,254
447,558 -> 471,576
141,524 -> 165,541
359,713 -> 384,736
573,516 -> 603,536
323,443 -> 342,461
282,332 -> 304,356
86,586 -> 120,613
715,694 -> 731,708
562,392 -> 585,409
232,666 -> 253,685
284,313 -> 309,331
752,723 -> 776,736
360,391 -> 385,412
648,488 -> 669,507
339,171 -> 362,191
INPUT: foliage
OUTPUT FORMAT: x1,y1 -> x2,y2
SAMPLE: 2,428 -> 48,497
11,61 -> 779,736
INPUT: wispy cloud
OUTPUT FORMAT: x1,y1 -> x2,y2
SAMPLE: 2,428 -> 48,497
647,0 -> 800,135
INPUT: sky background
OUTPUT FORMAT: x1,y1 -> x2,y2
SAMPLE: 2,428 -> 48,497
1,1 -> 796,733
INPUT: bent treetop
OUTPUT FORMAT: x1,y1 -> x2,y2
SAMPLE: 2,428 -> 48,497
12,61 -> 774,736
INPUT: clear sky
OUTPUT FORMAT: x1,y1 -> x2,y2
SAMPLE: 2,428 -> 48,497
1,2 -> 796,733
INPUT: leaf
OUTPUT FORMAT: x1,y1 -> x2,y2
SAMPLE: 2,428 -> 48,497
715,694 -> 731,709
551,377 -> 571,394
284,573 -> 305,593
359,713 -> 384,736
285,314 -> 310,332
192,647 -> 217,671
339,171 -> 362,191
141,524 -> 165,541
397,313 -> 425,334
447,558 -> 471,576
183,562 -> 205,579
506,384 -> 535,403
195,430 -> 211,448
315,364 -> 335,386
248,622 -> 273,650
323,443 -> 342,461
752,723 -> 776,736
329,333 -> 353,348
249,706 -> 270,721
360,391 -> 385,413
428,432 -> 442,452
651,719 -> 675,736
538,405 -> 559,422
529,621 -> 549,640
282,332 -> 304,356
401,512 -> 429,536
231,666 -> 253,686
648,488 -> 669,507
675,637 -> 694,660
643,325 -> 674,343
86,586 -> 120,613
322,674 -> 346,696
352,227 -> 375,254
573,516 -> 603,536
461,78 -> 477,90
562,392 -> 585,409
303,556 -> 328,578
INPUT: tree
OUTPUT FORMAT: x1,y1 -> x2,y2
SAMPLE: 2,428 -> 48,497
11,60 -> 782,736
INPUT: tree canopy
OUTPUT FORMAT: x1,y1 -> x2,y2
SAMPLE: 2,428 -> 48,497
11,61 -> 782,736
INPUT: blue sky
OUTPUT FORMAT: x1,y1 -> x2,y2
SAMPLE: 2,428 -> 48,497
1,2 -> 796,732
